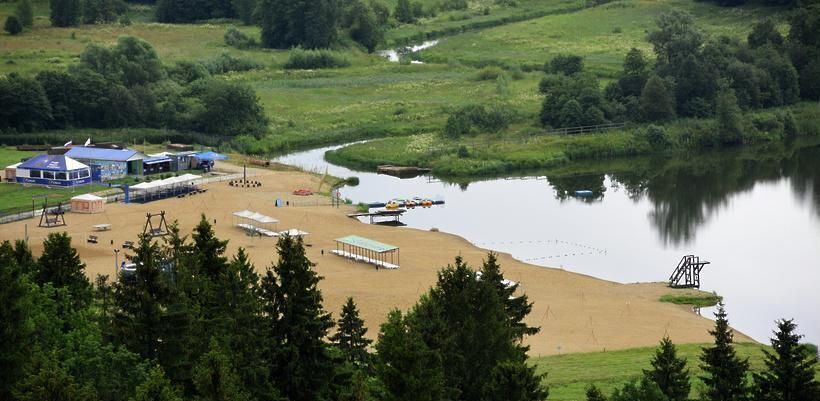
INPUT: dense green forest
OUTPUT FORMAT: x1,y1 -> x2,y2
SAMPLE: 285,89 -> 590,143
1,219 -> 819,400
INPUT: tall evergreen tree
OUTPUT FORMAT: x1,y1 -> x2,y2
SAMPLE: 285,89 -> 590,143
753,319 -> 820,401
376,309 -> 446,401
610,377 -> 668,401
586,385 -> 607,401
36,232 -> 92,308
192,339 -> 250,401
699,303 -> 750,401
13,351 -> 98,401
331,297 -> 372,366
133,366 -> 183,401
192,215 -> 229,278
0,241 -> 32,400
480,253 -> 538,343
481,361 -> 548,401
644,337 -> 690,401
261,234 -> 335,401
16,0 -> 34,28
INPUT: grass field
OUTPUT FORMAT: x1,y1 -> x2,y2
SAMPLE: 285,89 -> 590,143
418,0 -> 790,77
533,342 -> 820,401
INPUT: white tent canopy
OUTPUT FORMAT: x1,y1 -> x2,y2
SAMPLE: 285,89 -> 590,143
232,209 -> 279,224
279,228 -> 309,237
131,174 -> 201,191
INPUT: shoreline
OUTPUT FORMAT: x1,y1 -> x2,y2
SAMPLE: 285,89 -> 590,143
0,163 -> 754,355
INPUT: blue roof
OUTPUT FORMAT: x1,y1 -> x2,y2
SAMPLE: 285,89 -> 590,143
144,156 -> 172,164
194,151 -> 228,161
18,154 -> 89,171
66,147 -> 143,162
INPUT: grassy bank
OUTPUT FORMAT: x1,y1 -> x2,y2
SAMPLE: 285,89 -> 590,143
533,342 -> 820,401
325,102 -> 820,178
660,292 -> 723,308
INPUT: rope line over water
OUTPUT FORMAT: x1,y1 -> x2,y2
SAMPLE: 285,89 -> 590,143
471,238 -> 608,261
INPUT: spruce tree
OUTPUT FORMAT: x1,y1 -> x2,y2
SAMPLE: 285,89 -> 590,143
480,252 -> 538,342
133,366 -> 183,401
16,0 -> 34,27
261,234 -> 335,401
644,337 -> 690,401
5,15 -> 23,34
192,339 -> 250,401
13,351 -> 98,401
192,215 -> 229,279
13,239 -> 36,274
699,302 -> 750,401
610,377 -> 668,401
331,297 -> 372,366
586,384 -> 607,401
376,309 -> 446,401
0,241 -> 32,400
36,232 -> 92,308
481,361 -> 548,401
752,319 -> 820,401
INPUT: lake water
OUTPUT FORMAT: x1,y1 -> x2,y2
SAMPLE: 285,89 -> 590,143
275,140 -> 820,345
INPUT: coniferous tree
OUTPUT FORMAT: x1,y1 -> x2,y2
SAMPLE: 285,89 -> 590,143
16,0 -> 34,27
481,361 -> 548,401
699,302 -> 750,401
376,309 -> 446,401
753,319 -> 820,401
480,253 -> 538,343
4,15 -> 23,34
13,239 -> 36,274
644,337 -> 690,401
111,233 -> 172,361
192,215 -> 229,279
0,241 -> 32,400
133,366 -> 183,401
586,384 -> 607,401
37,232 -> 92,308
610,377 -> 668,401
331,297 -> 372,366
14,351 -> 98,401
49,0 -> 83,26
192,339 -> 250,401
394,0 -> 414,23
261,234 -> 335,401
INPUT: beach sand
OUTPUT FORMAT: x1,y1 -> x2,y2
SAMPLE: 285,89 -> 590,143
0,164 -> 753,355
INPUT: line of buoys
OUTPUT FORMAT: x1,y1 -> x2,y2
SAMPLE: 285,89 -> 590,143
474,238 -> 607,254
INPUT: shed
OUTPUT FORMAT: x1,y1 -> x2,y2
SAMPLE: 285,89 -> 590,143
4,162 -> 21,182
70,194 -> 105,214
15,154 -> 91,187
66,147 -> 146,180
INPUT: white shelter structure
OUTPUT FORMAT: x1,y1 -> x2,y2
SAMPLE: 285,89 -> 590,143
70,194 -> 105,214
130,174 -> 201,202
232,210 -> 279,237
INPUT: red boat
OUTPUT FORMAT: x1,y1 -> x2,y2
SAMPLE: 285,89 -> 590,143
293,188 -> 313,196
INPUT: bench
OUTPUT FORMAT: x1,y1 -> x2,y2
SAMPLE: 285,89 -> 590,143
87,235 -> 98,244
122,240 -> 134,249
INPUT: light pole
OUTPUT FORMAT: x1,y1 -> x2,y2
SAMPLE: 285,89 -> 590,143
114,249 -> 120,276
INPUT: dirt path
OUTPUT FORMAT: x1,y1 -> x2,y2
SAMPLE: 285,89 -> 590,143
0,165 -> 753,355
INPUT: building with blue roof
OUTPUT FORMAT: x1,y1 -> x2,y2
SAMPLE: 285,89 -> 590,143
15,154 -> 91,187
66,147 -> 145,181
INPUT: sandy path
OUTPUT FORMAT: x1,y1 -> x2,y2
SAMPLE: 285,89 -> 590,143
0,165 -> 753,355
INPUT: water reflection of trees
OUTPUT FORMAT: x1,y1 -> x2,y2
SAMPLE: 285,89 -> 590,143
547,174 -> 607,202
609,142 -> 820,245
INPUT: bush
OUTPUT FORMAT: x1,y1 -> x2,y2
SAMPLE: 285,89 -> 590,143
545,54 -> 584,75
224,27 -> 258,49
473,66 -> 504,81
443,104 -> 513,138
203,53 -> 262,74
284,48 -> 351,70
4,16 -> 23,35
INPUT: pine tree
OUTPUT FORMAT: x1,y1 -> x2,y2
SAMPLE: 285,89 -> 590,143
15,0 -> 34,28
192,339 -> 250,401
480,252 -> 538,343
111,233 -> 172,361
331,297 -> 372,366
610,377 -> 668,401
133,366 -> 183,401
753,319 -> 820,401
192,215 -> 229,279
261,234 -> 335,401
0,241 -> 32,400
13,239 -> 36,274
36,232 -> 92,309
586,385 -> 607,401
699,302 -> 750,401
644,337 -> 690,401
13,351 -> 98,401
376,309 -> 446,401
481,361 -> 548,401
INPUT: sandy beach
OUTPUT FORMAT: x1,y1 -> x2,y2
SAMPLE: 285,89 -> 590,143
0,164 -> 753,356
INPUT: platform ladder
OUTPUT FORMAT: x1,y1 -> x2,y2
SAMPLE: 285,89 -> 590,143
668,255 -> 710,289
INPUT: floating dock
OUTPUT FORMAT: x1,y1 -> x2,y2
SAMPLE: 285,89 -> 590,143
367,200 -> 445,208
347,209 -> 407,225
377,165 -> 432,179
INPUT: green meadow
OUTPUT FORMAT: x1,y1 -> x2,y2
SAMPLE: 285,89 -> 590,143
533,342 -> 820,401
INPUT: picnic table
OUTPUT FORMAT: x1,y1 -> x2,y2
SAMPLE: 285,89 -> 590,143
93,224 -> 112,231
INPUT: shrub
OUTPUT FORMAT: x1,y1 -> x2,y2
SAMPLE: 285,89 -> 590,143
457,145 -> 469,158
473,66 -> 504,81
509,66 -> 524,80
203,53 -> 262,74
443,104 -> 513,138
545,54 -> 584,75
224,26 -> 258,49
283,48 -> 351,70
4,16 -> 23,35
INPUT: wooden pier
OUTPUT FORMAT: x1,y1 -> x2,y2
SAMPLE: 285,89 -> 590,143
347,209 -> 406,225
